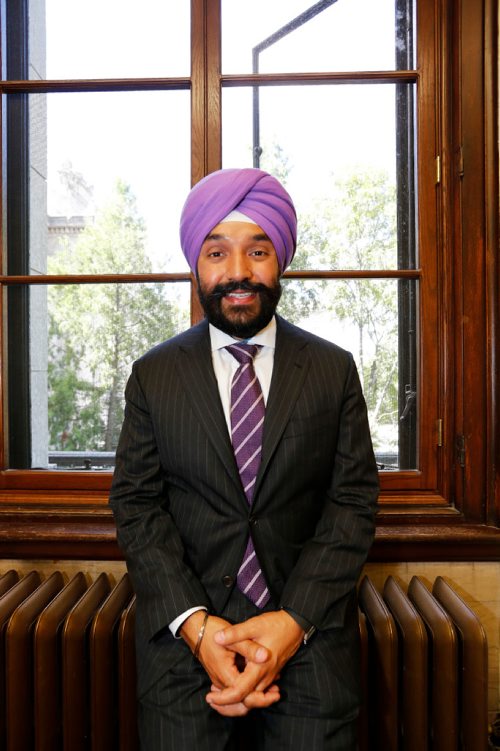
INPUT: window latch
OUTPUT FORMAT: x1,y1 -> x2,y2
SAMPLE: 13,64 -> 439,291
400,385 -> 416,422
456,435 -> 466,468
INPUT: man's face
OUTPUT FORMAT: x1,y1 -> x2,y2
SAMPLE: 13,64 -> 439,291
196,221 -> 282,338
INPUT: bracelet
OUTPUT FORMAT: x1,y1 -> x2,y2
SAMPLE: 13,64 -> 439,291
193,611 -> 209,660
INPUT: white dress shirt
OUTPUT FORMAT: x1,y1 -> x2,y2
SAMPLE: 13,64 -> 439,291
168,317 -> 277,637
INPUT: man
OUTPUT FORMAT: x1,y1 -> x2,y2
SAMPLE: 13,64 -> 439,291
110,168 -> 379,750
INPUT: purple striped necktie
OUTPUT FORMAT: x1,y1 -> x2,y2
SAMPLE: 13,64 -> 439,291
225,343 -> 270,608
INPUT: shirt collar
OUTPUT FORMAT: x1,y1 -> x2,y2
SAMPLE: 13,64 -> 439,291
209,316 -> 277,352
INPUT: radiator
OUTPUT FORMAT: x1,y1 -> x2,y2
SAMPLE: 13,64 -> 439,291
0,569 -> 137,751
0,570 -> 489,750
358,575 -> 489,751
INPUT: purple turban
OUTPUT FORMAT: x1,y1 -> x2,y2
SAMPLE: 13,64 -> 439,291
179,168 -> 297,274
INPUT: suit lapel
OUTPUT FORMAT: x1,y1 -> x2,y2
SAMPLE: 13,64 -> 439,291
175,317 -> 310,507
254,317 -> 310,501
175,321 -> 244,501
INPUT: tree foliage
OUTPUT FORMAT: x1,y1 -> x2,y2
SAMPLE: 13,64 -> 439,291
48,180 -> 185,451
48,160 -> 401,457
258,145 -> 399,449
300,167 -> 399,446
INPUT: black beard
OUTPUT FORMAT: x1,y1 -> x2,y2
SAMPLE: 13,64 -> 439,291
197,278 -> 282,338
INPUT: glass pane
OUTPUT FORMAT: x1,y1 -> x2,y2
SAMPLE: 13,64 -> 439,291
222,0 -> 415,73
278,278 -> 418,470
222,84 -> 417,270
29,0 -> 190,79
13,91 -> 190,277
8,283 -> 190,470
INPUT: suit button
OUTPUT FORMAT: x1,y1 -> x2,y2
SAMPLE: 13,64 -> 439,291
222,575 -> 234,588
249,515 -> 258,526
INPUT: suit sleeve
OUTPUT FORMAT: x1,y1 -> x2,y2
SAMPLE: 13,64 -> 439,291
109,363 -> 211,642
279,354 -> 379,632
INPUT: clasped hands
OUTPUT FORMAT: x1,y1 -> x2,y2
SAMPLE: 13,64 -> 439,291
181,609 -> 304,717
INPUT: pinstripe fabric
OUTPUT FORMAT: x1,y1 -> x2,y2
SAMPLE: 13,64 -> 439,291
138,588 -> 361,750
110,314 -> 379,745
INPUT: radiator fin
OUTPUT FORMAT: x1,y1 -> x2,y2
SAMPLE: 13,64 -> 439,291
90,573 -> 133,751
34,572 -> 88,751
62,572 -> 113,751
383,575 -> 428,751
0,571 -> 42,747
432,576 -> 489,750
408,575 -> 459,750
7,571 -> 65,750
359,575 -> 399,750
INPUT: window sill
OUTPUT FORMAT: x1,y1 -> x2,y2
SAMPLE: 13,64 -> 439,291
0,504 -> 498,561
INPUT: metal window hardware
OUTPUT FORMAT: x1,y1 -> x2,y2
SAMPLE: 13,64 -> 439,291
437,418 -> 443,447
400,385 -> 417,422
456,435 -> 466,468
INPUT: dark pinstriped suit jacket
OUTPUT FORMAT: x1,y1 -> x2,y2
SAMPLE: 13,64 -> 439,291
109,315 -> 379,695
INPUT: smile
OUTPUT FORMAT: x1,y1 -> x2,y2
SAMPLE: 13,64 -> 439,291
223,290 -> 258,304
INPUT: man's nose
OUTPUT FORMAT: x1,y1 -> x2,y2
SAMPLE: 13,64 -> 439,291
226,251 -> 251,281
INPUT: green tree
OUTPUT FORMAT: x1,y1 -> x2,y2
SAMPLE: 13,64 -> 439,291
314,168 -> 399,444
48,179 -> 186,452
48,314 -> 105,451
259,147 -> 399,449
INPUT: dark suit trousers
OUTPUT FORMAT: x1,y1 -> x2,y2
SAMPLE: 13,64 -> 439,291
138,590 -> 360,751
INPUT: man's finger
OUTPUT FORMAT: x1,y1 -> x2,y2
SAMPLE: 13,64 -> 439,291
207,681 -> 280,712
225,638 -> 269,664
213,622 -> 250,646
243,685 -> 281,710
207,700 -> 250,717
206,663 -> 268,706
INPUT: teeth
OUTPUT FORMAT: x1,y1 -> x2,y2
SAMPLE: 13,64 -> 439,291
229,292 -> 252,298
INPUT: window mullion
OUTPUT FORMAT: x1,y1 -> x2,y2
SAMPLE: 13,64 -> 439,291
190,0 -> 222,185
395,0 -> 417,469
5,0 -> 31,469
410,0 -> 441,492
190,0 -> 222,323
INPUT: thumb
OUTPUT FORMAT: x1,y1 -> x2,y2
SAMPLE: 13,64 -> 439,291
213,624 -> 242,645
214,627 -> 269,664
222,636 -> 269,664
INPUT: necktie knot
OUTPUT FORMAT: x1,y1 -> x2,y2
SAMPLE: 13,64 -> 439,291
225,342 -> 260,365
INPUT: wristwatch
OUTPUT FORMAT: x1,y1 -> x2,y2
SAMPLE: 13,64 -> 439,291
303,624 -> 316,645
281,606 -> 316,645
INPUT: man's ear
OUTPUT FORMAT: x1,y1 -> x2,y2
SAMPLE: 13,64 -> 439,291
191,269 -> 205,321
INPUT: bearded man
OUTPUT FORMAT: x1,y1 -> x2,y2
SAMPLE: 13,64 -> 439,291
110,168 -> 379,750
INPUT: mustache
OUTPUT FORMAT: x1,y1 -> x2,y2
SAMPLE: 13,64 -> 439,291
205,280 -> 271,300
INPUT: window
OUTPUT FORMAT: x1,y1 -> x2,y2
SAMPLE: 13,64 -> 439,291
221,0 -> 419,473
0,0 -> 498,555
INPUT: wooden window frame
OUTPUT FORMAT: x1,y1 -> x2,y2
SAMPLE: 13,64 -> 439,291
0,0 -> 498,560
